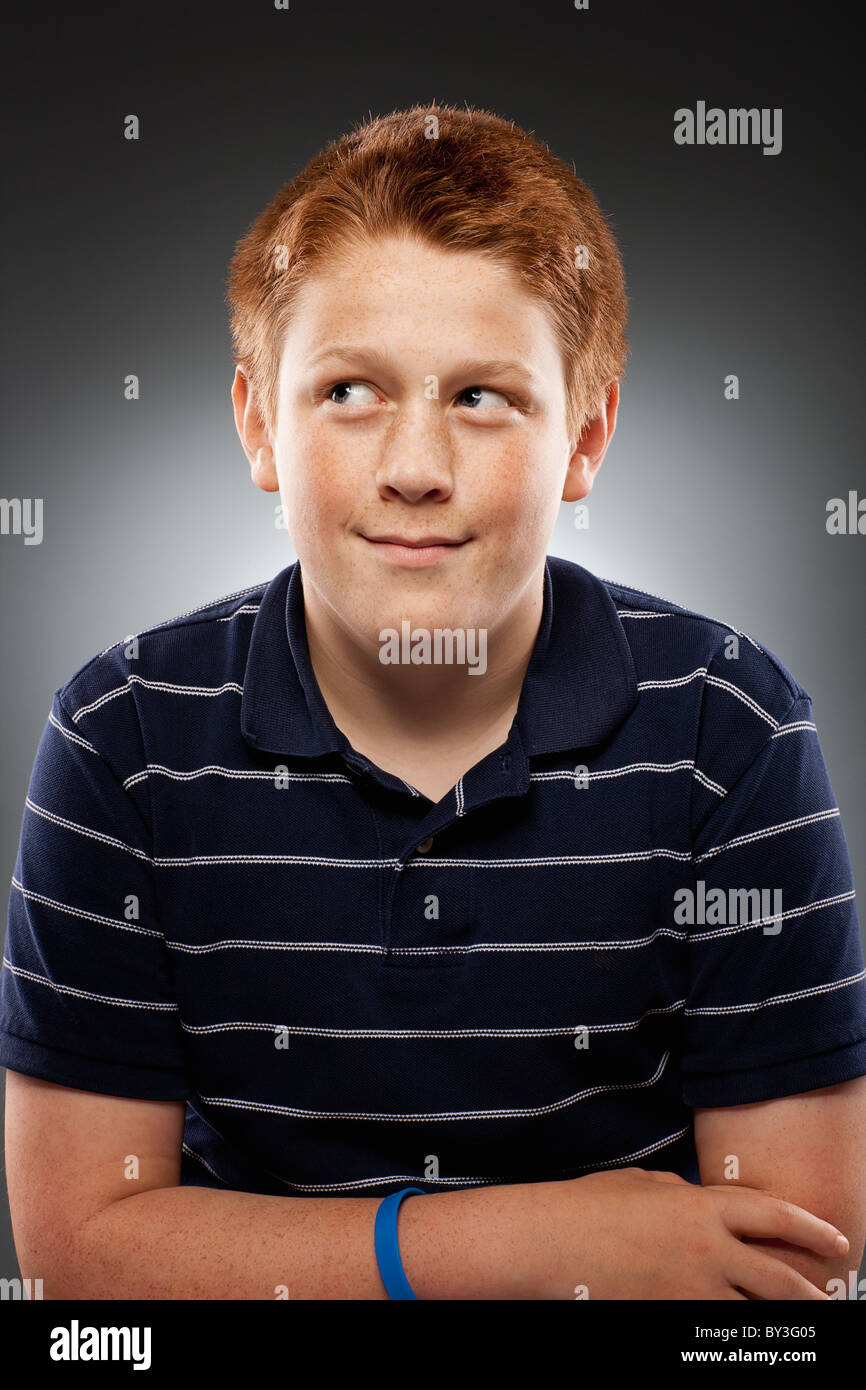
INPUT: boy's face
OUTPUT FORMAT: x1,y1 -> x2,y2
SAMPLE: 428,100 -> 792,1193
236,233 -> 613,647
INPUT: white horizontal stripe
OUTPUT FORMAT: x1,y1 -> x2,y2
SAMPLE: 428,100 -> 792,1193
216,605 -> 260,621
390,933 -> 688,953
24,798 -> 151,862
685,968 -> 866,1016
154,848 -> 693,869
2,957 -> 178,1010
123,764 -> 352,790
687,890 -> 856,943
70,676 -> 243,722
637,667 -> 707,690
531,760 -> 727,796
695,808 -> 840,864
181,1002 -> 685,1040
533,759 -> 693,781
403,850 -> 693,867
156,852 -> 396,868
171,938 -> 384,955
615,610 -> 673,618
69,684 -> 128,718
168,929 -> 689,955
48,709 -> 98,754
10,876 -> 163,938
772,721 -> 818,739
198,1050 -> 670,1123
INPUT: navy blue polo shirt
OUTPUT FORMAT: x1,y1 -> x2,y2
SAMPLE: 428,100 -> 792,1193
2,555 -> 866,1195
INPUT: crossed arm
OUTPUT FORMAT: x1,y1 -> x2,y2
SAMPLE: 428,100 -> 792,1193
5,1068 -> 866,1299
693,1074 -> 866,1296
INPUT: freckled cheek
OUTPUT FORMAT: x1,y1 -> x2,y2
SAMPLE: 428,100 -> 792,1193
469,447 -> 554,535
281,438 -> 359,531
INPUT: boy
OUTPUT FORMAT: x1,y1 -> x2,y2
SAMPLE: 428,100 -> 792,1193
2,103 -> 865,1300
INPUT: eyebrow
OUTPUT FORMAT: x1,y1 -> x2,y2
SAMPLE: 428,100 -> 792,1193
307,344 -> 537,382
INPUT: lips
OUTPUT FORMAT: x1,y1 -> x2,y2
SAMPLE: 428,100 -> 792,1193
365,535 -> 466,547
360,532 -> 469,568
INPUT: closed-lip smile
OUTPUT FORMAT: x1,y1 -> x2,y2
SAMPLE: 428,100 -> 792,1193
364,534 -> 467,547
360,532 -> 470,567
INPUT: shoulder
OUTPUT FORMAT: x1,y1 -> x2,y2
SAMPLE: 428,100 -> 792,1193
597,570 -> 810,723
51,577 -> 272,763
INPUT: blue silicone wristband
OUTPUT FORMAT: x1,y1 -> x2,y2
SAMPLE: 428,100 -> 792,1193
374,1186 -> 425,1299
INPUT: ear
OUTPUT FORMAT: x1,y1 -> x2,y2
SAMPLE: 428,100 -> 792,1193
562,380 -> 619,503
230,366 -> 279,492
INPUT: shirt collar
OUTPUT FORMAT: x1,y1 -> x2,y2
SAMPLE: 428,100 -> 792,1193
240,555 -> 638,761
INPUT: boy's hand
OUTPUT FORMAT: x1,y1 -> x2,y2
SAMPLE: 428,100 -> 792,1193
529,1167 -> 848,1299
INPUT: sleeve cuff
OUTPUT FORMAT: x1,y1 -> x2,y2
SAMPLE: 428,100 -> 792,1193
682,1036 -> 866,1107
0,1029 -> 191,1101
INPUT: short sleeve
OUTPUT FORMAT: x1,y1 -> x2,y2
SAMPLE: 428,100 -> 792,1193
682,682 -> 866,1108
0,688 -> 191,1100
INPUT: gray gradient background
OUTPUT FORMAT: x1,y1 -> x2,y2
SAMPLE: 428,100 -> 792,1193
1,0 -> 864,1289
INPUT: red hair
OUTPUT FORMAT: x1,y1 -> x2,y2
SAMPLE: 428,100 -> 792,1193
226,102 -> 628,443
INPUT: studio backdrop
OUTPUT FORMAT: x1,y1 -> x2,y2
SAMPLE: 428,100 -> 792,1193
1,0 -> 863,1291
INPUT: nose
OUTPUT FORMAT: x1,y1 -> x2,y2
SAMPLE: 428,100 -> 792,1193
374,399 -> 456,503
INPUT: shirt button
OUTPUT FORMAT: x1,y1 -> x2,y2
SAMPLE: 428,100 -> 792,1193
416,836 -> 434,854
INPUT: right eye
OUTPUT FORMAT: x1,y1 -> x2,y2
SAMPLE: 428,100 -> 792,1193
327,381 -> 378,406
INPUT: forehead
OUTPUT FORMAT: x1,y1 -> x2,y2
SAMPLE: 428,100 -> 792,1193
279,233 -> 562,368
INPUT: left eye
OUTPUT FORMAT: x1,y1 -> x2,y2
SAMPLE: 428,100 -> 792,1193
457,386 -> 511,410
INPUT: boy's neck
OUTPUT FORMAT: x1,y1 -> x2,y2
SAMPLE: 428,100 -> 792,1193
300,562 -> 545,770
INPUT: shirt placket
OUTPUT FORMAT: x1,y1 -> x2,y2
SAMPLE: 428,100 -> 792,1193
346,734 -> 529,965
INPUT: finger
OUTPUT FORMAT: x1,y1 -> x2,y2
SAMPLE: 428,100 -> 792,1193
717,1188 -> 847,1259
730,1250 -> 830,1301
